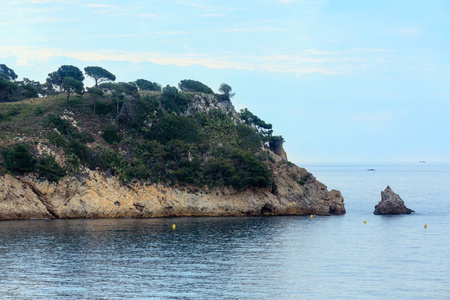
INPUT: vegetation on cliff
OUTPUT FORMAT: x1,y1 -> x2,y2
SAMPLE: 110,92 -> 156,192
0,64 -> 286,191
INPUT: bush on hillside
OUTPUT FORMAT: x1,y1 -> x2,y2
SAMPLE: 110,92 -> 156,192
148,116 -> 204,144
36,155 -> 66,182
2,143 -> 36,174
102,128 -> 121,144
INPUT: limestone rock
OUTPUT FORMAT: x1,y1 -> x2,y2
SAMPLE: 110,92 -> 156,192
374,186 -> 414,215
0,152 -> 345,220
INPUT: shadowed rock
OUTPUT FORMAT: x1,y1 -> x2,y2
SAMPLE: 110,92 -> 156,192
374,186 -> 414,215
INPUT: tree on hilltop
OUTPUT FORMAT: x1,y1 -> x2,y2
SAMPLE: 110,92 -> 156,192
46,65 -> 84,104
135,79 -> 161,91
62,76 -> 83,105
0,64 -> 18,81
84,66 -> 116,87
46,65 -> 84,93
178,79 -> 214,94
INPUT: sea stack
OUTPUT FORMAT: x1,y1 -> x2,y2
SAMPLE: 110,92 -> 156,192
374,186 -> 414,215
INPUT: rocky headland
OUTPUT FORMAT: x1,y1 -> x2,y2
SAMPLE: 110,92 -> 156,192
0,151 -> 345,220
0,78 -> 346,220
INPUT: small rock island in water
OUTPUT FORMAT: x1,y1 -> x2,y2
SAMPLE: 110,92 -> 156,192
374,186 -> 414,215
0,64 -> 345,220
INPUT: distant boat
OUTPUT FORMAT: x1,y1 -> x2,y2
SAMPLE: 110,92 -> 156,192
419,161 -> 426,163
367,168 -> 375,171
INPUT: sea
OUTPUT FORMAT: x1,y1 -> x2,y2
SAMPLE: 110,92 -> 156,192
0,163 -> 449,299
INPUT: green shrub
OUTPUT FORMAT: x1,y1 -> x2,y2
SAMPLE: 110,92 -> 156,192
95,101 -> 112,115
169,158 -> 203,185
237,124 -> 262,152
148,116 -> 203,144
66,153 -> 81,174
102,128 -> 121,144
100,148 -> 127,178
42,114 -> 78,139
160,86 -> 190,114
36,155 -> 65,182
7,105 -> 21,117
80,132 -> 95,143
2,143 -> 36,174
65,140 -> 91,164
34,107 -> 45,116
47,131 -> 66,147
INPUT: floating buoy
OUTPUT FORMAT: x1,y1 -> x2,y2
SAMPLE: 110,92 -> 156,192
364,220 -> 367,224
310,215 -> 313,219
424,224 -> 427,229
172,224 -> 176,230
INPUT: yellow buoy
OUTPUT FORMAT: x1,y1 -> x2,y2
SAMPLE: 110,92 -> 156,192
172,224 -> 176,230
364,220 -> 367,224
424,224 -> 427,229
310,215 -> 313,219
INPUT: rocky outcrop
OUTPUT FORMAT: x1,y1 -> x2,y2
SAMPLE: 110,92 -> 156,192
0,153 -> 345,220
183,94 -> 238,120
374,186 -> 414,215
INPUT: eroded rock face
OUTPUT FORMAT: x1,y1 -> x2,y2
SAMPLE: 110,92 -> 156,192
183,94 -> 238,120
0,153 -> 345,220
374,186 -> 414,215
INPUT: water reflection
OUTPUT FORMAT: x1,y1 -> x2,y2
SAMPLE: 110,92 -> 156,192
0,214 -> 448,299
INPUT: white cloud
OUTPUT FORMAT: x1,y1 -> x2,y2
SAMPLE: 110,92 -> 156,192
0,44 -> 422,77
397,28 -> 423,37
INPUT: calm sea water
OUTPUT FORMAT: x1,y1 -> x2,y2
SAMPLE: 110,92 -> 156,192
0,163 -> 449,299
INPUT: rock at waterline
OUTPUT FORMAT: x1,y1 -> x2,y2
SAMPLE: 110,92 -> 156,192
374,186 -> 415,215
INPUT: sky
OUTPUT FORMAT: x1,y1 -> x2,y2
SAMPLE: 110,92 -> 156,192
1,0 -> 449,164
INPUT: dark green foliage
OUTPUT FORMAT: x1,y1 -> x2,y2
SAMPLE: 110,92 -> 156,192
239,108 -> 273,137
62,76 -> 84,104
34,107 -> 45,116
204,148 -> 272,189
46,65 -> 85,93
94,101 -> 112,115
103,128 -> 121,144
160,85 -> 190,114
178,79 -> 213,94
197,109 -> 237,146
2,144 -> 36,174
139,140 -> 168,181
42,114 -> 78,139
204,157 -> 234,187
0,64 -> 18,81
21,84 -> 38,98
66,140 -> 91,164
100,148 -> 127,178
84,66 -> 116,87
149,116 -> 203,144
218,83 -> 235,99
269,135 -> 285,152
169,158 -> 203,185
36,155 -> 65,182
6,105 -> 21,117
47,131 -> 66,147
229,149 -> 272,189
0,77 -> 18,102
237,124 -> 262,152
135,79 -> 161,91
80,132 -> 95,143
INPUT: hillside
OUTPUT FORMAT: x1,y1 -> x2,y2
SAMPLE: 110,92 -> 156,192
0,84 -> 345,219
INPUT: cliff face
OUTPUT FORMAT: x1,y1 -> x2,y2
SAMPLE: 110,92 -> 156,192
0,152 -> 345,220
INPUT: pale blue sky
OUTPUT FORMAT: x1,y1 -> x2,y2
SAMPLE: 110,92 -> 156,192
1,0 -> 449,163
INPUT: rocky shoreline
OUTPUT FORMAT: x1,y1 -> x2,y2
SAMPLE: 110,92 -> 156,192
0,156 -> 345,220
